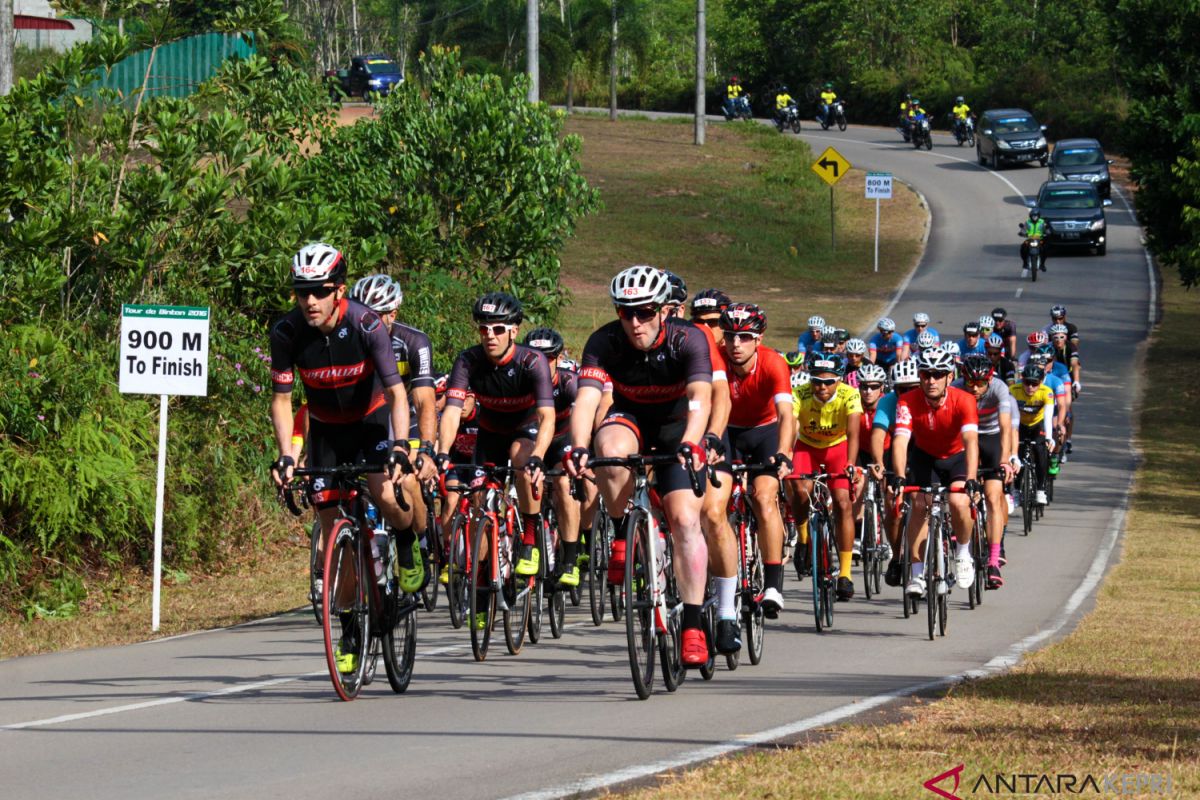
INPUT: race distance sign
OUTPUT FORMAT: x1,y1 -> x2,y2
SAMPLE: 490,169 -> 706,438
118,305 -> 210,397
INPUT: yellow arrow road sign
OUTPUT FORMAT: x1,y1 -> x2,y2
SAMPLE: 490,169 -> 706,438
811,146 -> 851,186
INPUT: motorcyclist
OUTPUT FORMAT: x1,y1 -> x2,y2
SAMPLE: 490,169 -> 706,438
1020,209 -> 1051,272
898,92 -> 913,137
775,85 -> 796,127
907,98 -> 927,121
951,96 -> 972,138
819,82 -> 839,126
724,75 -> 745,120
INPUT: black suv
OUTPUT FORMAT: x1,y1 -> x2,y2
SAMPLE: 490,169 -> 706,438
1048,138 -> 1112,198
1029,180 -> 1112,255
976,109 -> 1048,169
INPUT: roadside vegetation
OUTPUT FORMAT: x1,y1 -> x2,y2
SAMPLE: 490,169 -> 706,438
616,266 -> 1200,799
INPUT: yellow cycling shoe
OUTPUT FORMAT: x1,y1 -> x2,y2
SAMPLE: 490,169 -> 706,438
438,564 -> 450,585
334,645 -> 358,674
515,546 -> 540,577
473,612 -> 488,631
558,566 -> 580,588
395,538 -> 425,594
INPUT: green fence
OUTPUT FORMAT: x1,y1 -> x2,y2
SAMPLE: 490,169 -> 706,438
95,32 -> 255,100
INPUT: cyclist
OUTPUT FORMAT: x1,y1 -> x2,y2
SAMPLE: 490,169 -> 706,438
990,307 -> 1018,359
788,353 -> 862,602
268,244 -> 417,673
820,325 -> 841,354
523,327 -> 586,587
891,347 -> 981,597
985,333 -> 1018,384
977,314 -> 996,341
435,291 -> 556,630
1008,362 -> 1055,506
565,265 -> 715,665
718,303 -> 796,619
1044,304 -> 1080,346
869,317 -> 908,367
783,350 -> 806,378
953,354 -> 1016,589
1017,330 -> 1051,368
903,312 -> 940,349
1031,352 -> 1071,451
957,321 -> 987,356
663,270 -> 689,318
796,315 -> 826,356
852,362 -> 890,561
869,357 -> 921,586
437,386 -> 481,576
912,330 -> 939,357
690,288 -> 732,331
844,339 -> 868,387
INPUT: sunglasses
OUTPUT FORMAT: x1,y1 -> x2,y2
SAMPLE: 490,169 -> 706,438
966,378 -> 990,387
722,332 -> 760,343
809,377 -> 839,386
914,323 -> 927,328
919,371 -> 951,380
861,382 -> 884,391
295,285 -> 337,300
694,316 -> 721,328
1023,380 -> 1042,387
477,323 -> 514,336
617,305 -> 660,322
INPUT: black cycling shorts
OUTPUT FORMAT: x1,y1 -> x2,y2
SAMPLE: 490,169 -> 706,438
979,432 -> 1003,481
728,423 -> 780,478
307,405 -> 390,507
598,411 -> 709,497
545,434 -> 571,470
905,445 -> 968,488
472,423 -> 539,466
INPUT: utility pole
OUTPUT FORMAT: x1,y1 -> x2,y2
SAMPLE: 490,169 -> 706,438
0,0 -> 14,96
527,0 -> 539,102
694,0 -> 706,145
608,0 -> 618,120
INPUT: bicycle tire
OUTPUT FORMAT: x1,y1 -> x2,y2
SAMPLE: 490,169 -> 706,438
309,518 -> 323,625
745,541 -> 765,665
587,511 -> 609,626
972,501 -> 988,608
446,513 -> 469,629
610,583 -> 624,622
822,525 -> 836,629
860,500 -> 877,599
503,570 -> 532,658
322,519 -> 370,700
1021,468 -> 1035,535
419,511 -> 440,612
527,578 -> 544,644
939,523 -> 951,637
926,519 -> 939,641
382,602 -> 417,694
699,594 -> 717,681
625,510 -> 656,699
811,514 -> 824,632
468,517 -> 495,662
549,587 -> 565,639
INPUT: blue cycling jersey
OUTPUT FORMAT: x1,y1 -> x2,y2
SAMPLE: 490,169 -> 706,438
872,391 -> 900,430
903,326 -> 941,346
795,331 -> 821,355
868,332 -> 906,365
956,337 -> 988,356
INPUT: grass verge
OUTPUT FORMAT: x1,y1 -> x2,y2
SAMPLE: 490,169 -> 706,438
0,116 -> 926,659
616,269 -> 1200,799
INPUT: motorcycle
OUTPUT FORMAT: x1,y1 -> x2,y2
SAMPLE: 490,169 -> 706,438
952,114 -> 975,147
819,99 -> 848,131
897,114 -> 912,142
723,94 -> 752,122
911,113 -> 933,150
1019,225 -> 1046,281
775,102 -> 802,134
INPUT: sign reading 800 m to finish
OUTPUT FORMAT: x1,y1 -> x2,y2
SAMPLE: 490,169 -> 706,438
118,305 -> 211,397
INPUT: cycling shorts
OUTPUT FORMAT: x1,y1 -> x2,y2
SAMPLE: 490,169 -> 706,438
473,424 -> 539,466
545,433 -> 571,471
307,405 -> 390,508
789,439 -> 851,491
728,423 -> 780,478
856,449 -> 893,475
906,445 -> 967,488
598,411 -> 709,497
979,432 -> 1003,481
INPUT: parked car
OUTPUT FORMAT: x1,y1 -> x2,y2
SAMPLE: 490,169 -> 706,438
1029,180 -> 1113,255
1048,138 -> 1112,198
326,54 -> 404,102
976,108 -> 1048,169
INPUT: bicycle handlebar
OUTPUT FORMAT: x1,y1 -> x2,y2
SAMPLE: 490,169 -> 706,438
586,454 -> 705,498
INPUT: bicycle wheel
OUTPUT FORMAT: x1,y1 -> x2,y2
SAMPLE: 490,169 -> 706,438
624,510 -> 656,699
503,562 -> 533,658
925,521 -> 939,641
610,583 -> 624,622
468,517 -> 495,662
810,514 -> 824,632
699,596 -> 717,681
659,530 -> 686,692
321,519 -> 370,701
744,542 -> 765,665
549,586 -> 565,639
587,512 -> 609,626
860,500 -> 878,600
822,526 -> 836,629
309,518 -> 323,625
527,577 -> 544,645
446,512 -> 470,629
972,503 -> 988,608
382,601 -> 417,694
1021,468 -> 1035,535
939,524 -> 951,637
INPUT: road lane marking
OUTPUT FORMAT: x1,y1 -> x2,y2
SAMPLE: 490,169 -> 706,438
1015,287 -> 1024,299
1111,185 -> 1158,328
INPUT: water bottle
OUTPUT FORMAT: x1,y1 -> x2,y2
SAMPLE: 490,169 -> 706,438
371,530 -> 389,584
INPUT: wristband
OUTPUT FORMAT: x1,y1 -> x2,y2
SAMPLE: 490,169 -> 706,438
391,439 -> 412,454
273,455 -> 295,472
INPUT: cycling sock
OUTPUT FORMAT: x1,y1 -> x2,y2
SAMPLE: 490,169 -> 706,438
682,603 -> 702,630
799,521 -> 809,545
988,543 -> 1002,568
521,514 -> 538,547
396,528 -> 416,566
956,543 -> 970,559
579,528 -> 591,549
714,575 -> 737,619
475,588 -> 489,613
562,540 -> 579,568
838,551 -> 853,579
764,562 -> 783,592
910,561 -> 925,579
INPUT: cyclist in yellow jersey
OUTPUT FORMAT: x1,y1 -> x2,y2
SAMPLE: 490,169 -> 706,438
786,354 -> 862,601
1009,362 -> 1055,505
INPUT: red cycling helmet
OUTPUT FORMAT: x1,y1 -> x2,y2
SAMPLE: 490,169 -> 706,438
719,302 -> 767,334
1026,330 -> 1049,347
960,354 -> 995,382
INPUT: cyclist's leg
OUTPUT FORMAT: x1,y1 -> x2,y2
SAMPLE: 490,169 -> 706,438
702,428 -> 737,620
905,447 -> 935,587
510,426 -> 544,575
751,472 -> 784,592
593,414 -> 640,582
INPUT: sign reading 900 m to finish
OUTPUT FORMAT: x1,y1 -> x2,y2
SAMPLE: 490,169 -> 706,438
118,305 -> 210,397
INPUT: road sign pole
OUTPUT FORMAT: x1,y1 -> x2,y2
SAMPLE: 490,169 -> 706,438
152,393 -> 168,632
830,186 -> 836,251
874,197 -> 880,273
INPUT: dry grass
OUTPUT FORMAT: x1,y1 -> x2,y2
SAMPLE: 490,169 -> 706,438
616,272 -> 1200,800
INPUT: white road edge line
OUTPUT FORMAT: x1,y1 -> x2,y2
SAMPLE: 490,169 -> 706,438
1015,287 -> 1024,299
1111,184 -> 1158,329
502,472 -> 1132,800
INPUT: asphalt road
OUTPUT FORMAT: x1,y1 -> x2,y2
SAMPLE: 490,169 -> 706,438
0,119 -> 1153,799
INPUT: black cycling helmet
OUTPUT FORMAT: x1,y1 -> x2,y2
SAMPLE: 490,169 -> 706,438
691,288 -> 731,316
991,307 -> 1008,322
473,292 -> 523,325
663,270 -> 688,306
960,354 -> 994,381
808,353 -> 845,377
522,327 -> 564,358
1021,362 -> 1044,383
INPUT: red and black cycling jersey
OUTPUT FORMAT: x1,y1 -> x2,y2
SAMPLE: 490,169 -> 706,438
270,298 -> 401,424
445,344 -> 554,434
389,321 -> 436,391
449,400 -> 480,462
579,317 -> 712,420
551,366 -> 578,438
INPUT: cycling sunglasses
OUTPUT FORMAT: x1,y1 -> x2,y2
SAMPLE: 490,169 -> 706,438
860,382 -> 884,391
477,323 -> 514,336
919,370 -> 951,380
722,332 -> 760,344
809,377 -> 839,386
693,315 -> 721,328
966,378 -> 990,387
1022,380 -> 1043,388
295,285 -> 337,300
617,305 -> 660,322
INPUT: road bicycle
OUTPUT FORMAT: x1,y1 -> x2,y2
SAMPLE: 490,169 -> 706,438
966,471 -> 998,608
587,454 -> 704,700
440,467 -> 481,630
1016,437 -> 1044,535
858,471 -> 887,599
897,484 -> 968,640
282,463 -> 418,701
793,471 -> 838,633
726,463 -> 766,666
419,483 -> 441,613
528,470 -> 571,643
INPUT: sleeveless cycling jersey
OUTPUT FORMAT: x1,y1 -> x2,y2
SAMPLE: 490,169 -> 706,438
388,321 -> 435,391
550,366 -> 578,438
721,345 -> 792,429
894,387 -> 978,459
793,382 -> 862,448
579,316 -> 712,421
270,298 -> 401,424
446,343 -> 554,434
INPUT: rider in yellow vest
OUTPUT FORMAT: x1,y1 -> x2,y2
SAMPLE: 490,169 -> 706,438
724,76 -> 745,119
775,86 -> 795,126
819,82 -> 838,126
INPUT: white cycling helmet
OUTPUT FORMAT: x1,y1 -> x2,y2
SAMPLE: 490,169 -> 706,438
1048,323 -> 1069,336
292,242 -> 346,288
790,370 -> 810,389
891,358 -> 919,386
857,363 -> 887,384
807,315 -> 826,329
978,314 -> 996,331
350,274 -> 403,313
917,346 -> 955,373
985,333 -> 1005,350
821,324 -> 837,337
610,265 -> 670,307
916,330 -> 938,349
913,312 -> 931,325
943,341 -> 961,357
846,338 -> 867,355
877,317 -> 896,332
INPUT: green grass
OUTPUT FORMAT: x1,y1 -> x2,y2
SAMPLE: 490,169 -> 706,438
616,270 -> 1200,799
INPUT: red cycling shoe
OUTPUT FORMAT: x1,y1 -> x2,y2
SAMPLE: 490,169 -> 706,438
681,627 -> 708,666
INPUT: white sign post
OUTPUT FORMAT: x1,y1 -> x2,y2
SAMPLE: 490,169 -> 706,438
865,172 -> 894,273
119,305 -> 210,631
